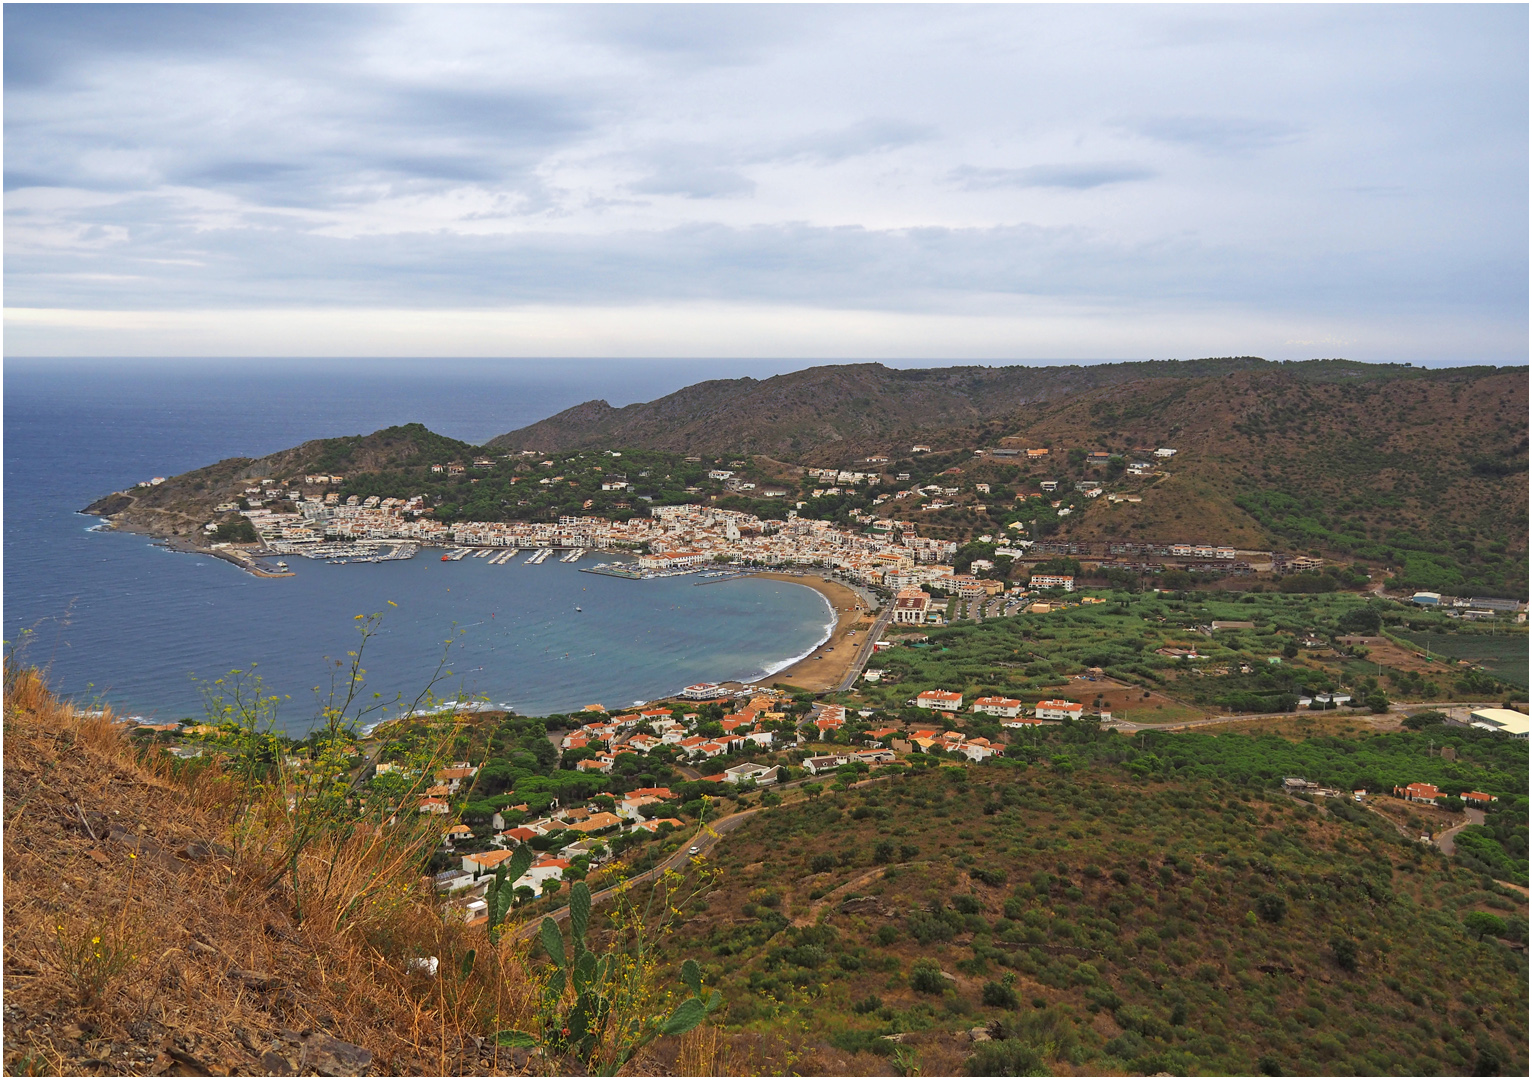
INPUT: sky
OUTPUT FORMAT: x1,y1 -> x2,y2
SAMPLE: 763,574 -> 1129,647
4,3 -> 1527,363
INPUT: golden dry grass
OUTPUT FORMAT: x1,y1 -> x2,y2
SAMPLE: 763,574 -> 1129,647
2,666 -> 750,1076
1,667 -> 546,1076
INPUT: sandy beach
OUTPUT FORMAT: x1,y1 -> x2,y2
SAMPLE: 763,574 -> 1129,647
752,571 -> 876,692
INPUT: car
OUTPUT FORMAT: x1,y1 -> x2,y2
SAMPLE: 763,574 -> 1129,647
688,845 -> 701,855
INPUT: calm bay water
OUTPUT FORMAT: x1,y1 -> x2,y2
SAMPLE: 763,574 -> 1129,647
3,360 -> 831,730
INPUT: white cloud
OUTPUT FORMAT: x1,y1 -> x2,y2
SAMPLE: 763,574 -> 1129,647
4,4 -> 1525,360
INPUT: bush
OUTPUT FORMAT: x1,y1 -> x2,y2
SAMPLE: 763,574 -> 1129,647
953,894 -> 982,915
1463,911 -> 1508,941
1255,893 -> 1288,923
811,854 -> 837,873
851,994 -> 882,1015
1330,936 -> 1359,972
966,1040 -> 1048,1076
909,959 -> 947,994
982,976 -> 1020,1008
875,924 -> 900,946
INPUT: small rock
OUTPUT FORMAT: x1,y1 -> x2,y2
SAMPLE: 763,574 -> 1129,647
839,896 -> 897,917
260,1050 -> 297,1076
177,839 -> 232,861
968,1026 -> 991,1043
227,968 -> 284,992
296,1031 -> 373,1076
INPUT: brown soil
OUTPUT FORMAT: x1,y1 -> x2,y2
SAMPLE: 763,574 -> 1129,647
1338,636 -> 1460,677
1194,712 -> 1403,738
1069,677 -> 1208,722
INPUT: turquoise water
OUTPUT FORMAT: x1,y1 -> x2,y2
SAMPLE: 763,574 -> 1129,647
4,362 -> 832,730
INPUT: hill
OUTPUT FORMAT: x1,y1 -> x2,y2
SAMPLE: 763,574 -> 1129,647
640,739 -> 1528,1076
483,359 -> 1506,465
980,367 -> 1528,597
82,361 -> 1528,597
83,423 -> 477,542
485,358 -> 1290,462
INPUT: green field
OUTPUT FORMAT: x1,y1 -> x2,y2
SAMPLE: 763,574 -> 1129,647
1402,633 -> 1529,689
852,591 -> 1525,723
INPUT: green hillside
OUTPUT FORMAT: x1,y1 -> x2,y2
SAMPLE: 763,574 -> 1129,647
638,745 -> 1528,1076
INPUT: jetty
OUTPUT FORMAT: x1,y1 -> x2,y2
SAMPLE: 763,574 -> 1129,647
558,548 -> 586,563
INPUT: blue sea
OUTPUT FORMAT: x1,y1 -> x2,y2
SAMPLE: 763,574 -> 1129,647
3,359 -> 834,731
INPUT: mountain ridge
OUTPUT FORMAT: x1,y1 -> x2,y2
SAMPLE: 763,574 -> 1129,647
484,358 -> 1491,462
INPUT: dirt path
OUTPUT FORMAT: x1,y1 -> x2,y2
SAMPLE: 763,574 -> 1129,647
516,772 -> 897,937
794,864 -> 895,926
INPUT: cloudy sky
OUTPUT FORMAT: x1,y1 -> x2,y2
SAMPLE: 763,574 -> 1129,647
5,3 -> 1526,362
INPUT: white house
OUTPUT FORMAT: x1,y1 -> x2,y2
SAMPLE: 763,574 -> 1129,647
973,696 -> 1023,718
915,690 -> 963,712
723,762 -> 778,785
1034,699 -> 1084,720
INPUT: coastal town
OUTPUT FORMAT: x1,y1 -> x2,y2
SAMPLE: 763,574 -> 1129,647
191,440 -> 1308,600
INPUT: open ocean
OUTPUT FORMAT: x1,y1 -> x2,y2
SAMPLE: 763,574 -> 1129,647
3,359 -> 834,732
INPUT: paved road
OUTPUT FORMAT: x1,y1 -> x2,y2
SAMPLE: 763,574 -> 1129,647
1435,807 -> 1485,856
837,602 -> 894,693
1111,700 -> 1504,734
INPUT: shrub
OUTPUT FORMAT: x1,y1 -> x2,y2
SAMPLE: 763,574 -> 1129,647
851,993 -> 883,1015
982,974 -> 1020,1008
953,893 -> 982,915
810,854 -> 837,873
875,924 -> 900,946
1255,893 -> 1288,923
1330,935 -> 1359,972
966,1040 -> 1047,1076
910,959 -> 947,994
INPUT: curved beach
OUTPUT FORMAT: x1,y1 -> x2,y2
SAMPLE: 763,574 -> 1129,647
749,571 -> 875,691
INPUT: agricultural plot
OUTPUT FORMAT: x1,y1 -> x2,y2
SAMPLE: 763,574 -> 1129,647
857,591 -> 1523,721
1401,633 -> 1528,690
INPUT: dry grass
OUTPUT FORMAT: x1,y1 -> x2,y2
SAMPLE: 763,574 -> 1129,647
3,666 -> 748,1076
1,666 -> 548,1076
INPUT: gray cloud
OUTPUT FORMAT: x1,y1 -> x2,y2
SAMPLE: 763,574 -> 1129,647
628,167 -> 756,199
1118,115 -> 1303,155
2,4 -> 382,89
950,163 -> 1157,191
768,118 -> 936,164
3,4 -> 1526,360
